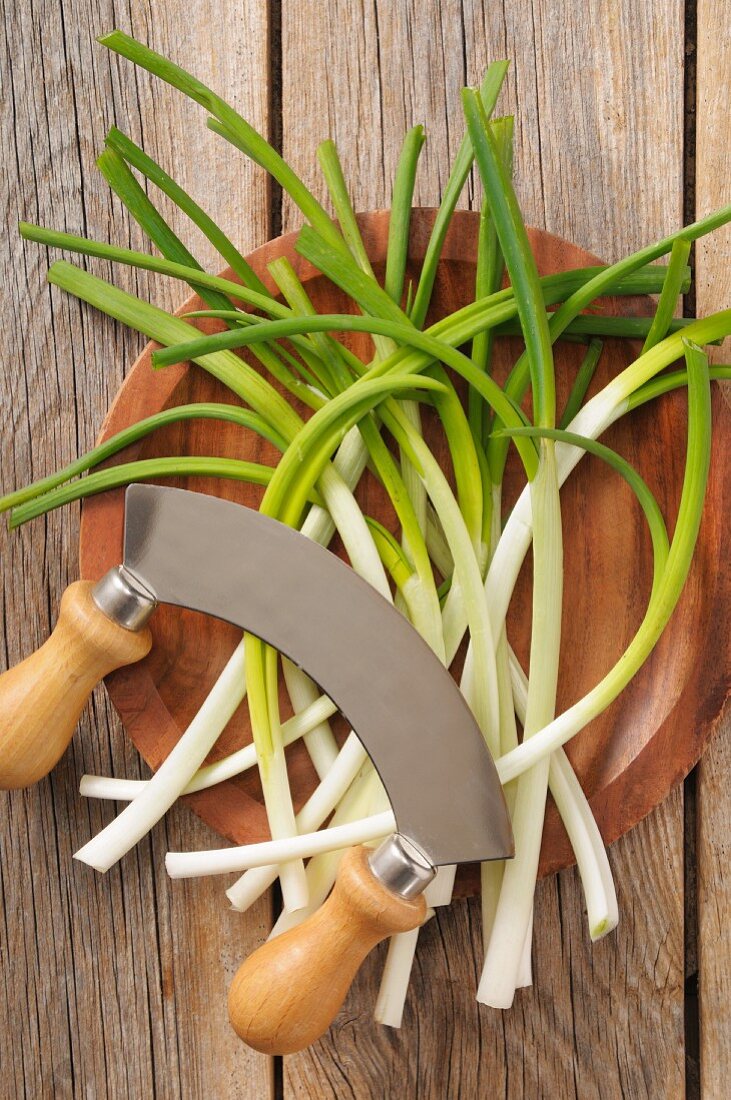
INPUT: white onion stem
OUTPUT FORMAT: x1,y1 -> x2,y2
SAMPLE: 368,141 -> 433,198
549,754 -> 618,939
224,735 -> 367,910
259,742 -> 309,912
281,658 -> 339,779
166,809 -> 395,879
424,865 -> 457,907
508,646 -> 618,939
74,641 -> 249,873
478,445 -> 563,1009
484,394 -> 624,638
225,752 -> 367,915
79,691 -> 338,802
374,912 -> 434,1029
226,753 -> 372,913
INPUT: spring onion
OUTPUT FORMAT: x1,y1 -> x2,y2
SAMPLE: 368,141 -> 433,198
6,28 -> 729,1024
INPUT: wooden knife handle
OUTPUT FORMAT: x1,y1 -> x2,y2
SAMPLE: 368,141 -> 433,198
0,581 -> 152,789
227,845 -> 426,1054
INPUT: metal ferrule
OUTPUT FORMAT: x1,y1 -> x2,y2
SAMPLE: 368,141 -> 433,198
92,565 -> 158,632
368,834 -> 436,900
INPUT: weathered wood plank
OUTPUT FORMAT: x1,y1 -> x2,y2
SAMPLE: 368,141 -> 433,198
695,0 -> 731,1091
695,0 -> 731,365
697,719 -> 731,1097
0,2 -> 273,1096
280,2 -> 687,1097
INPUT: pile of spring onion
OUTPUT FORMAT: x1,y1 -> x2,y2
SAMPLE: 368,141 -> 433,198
5,30 -> 731,1022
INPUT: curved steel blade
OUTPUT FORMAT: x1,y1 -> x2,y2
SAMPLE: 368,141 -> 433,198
122,484 -> 513,865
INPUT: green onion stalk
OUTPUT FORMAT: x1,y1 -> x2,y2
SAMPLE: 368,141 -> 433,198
509,647 -> 618,939
481,310 -> 731,654
226,742 -> 376,914
212,52 -> 511,899
255,246 -> 502,914
316,135 -> 430,619
464,110 -> 520,954
263,245 -> 449,921
288,164 -> 502,730
260,253 -> 432,914
464,87 -> 564,1008
166,806 -> 396,877
461,232 -> 725,954
438,322 -> 727,955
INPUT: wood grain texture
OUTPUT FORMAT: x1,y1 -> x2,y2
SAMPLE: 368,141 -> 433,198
280,2 -> 689,1097
0,1 -> 273,1096
695,0 -> 731,1092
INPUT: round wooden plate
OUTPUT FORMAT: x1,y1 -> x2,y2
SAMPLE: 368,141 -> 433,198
79,209 -> 729,893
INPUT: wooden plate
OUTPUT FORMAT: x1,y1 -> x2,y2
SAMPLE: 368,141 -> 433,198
78,209 -> 730,891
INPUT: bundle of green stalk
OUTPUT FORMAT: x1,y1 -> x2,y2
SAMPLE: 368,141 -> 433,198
5,31 -> 731,1020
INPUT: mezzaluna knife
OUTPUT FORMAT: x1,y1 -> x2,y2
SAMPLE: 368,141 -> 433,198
0,483 -> 513,1052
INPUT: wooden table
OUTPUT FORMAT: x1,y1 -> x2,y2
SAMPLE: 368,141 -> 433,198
1,2 -> 728,1096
